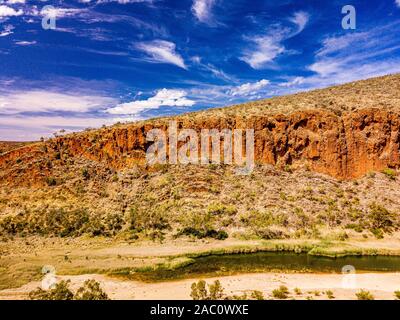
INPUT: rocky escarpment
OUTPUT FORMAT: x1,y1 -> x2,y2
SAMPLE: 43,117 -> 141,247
1,107 -> 399,186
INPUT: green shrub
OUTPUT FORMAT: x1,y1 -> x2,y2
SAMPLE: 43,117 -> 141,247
0,208 -> 124,238
294,288 -> 302,295
345,223 -> 364,233
240,210 -> 275,228
190,280 -> 208,300
74,280 -> 109,300
0,208 -> 90,237
207,203 -> 237,216
178,210 -> 228,240
272,285 -> 289,299
250,290 -> 264,300
81,168 -> 90,179
371,228 -> 384,239
129,205 -> 170,238
368,203 -> 395,231
394,290 -> 400,300
29,280 -> 74,300
88,213 -> 124,237
46,177 -> 57,186
284,164 -> 293,173
190,280 -> 225,300
254,228 -> 286,240
29,279 -> 109,300
179,227 -> 228,240
382,168 -> 396,180
326,290 -> 335,299
356,289 -> 374,300
208,280 -> 224,300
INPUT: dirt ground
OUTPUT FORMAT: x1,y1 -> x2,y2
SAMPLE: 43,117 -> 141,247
1,272 -> 399,300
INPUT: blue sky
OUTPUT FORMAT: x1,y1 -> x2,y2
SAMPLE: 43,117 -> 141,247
0,0 -> 400,140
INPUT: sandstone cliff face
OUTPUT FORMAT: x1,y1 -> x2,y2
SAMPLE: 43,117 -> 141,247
1,107 -> 399,186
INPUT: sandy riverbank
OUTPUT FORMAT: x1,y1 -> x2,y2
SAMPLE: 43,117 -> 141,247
1,272 -> 399,300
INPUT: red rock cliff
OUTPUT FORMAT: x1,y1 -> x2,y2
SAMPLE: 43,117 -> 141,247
1,107 -> 400,185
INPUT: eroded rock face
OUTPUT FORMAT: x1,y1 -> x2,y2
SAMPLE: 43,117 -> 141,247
1,108 -> 400,185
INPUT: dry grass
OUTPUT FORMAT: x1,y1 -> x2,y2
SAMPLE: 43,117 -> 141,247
0,142 -> 33,155
1,160 -> 399,241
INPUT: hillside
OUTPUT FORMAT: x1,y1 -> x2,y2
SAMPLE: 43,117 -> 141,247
0,142 -> 32,154
0,74 -> 400,243
1,74 -> 400,186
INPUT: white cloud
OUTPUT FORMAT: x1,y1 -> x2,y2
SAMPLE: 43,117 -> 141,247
309,23 -> 400,79
241,12 -> 309,69
306,59 -> 400,89
308,59 -> 343,77
289,11 -> 310,33
240,33 -> 286,69
229,79 -> 270,96
192,0 -> 216,24
5,0 -> 25,3
40,7 -> 84,18
14,40 -> 36,46
278,77 -> 305,87
0,5 -> 23,17
191,56 -> 235,82
396,0 -> 400,8
98,0 -> 154,3
136,40 -> 187,69
106,89 -> 195,115
0,91 -> 117,114
315,32 -> 369,57
0,24 -> 14,37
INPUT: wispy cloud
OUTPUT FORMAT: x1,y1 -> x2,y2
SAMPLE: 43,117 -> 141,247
308,22 -> 400,81
135,40 -> 187,69
95,0 -> 154,4
240,11 -> 309,69
106,89 -> 195,115
289,11 -> 310,33
229,79 -> 269,97
278,76 -> 305,88
240,30 -> 286,69
178,79 -> 273,108
192,0 -> 216,25
0,24 -> 13,37
315,32 -> 370,57
396,0 -> 400,8
35,5 -> 167,39
0,90 -> 117,114
191,56 -> 235,82
40,7 -> 86,18
14,40 -> 36,46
